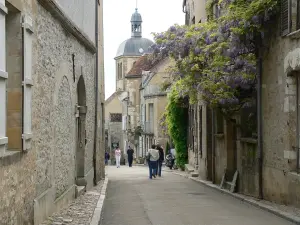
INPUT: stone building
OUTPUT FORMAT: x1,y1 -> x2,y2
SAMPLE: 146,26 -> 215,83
105,91 -> 123,158
139,58 -> 171,157
106,8 -> 153,156
259,0 -> 300,207
182,0 -> 300,209
0,0 -> 105,224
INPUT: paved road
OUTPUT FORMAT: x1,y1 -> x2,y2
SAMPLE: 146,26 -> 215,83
100,166 -> 295,225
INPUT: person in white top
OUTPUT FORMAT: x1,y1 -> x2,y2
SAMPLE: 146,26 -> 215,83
146,144 -> 159,179
115,147 -> 121,168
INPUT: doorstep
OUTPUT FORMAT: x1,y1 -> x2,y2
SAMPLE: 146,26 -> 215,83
171,171 -> 300,224
40,178 -> 108,225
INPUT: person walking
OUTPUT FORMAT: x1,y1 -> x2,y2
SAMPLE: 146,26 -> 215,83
156,145 -> 164,177
105,151 -> 110,165
146,144 -> 159,179
115,147 -> 121,168
127,146 -> 134,167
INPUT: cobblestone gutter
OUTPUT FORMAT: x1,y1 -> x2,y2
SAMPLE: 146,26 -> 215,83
40,179 -> 106,225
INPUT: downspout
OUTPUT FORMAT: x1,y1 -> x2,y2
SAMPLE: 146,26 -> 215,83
211,109 -> 216,183
257,39 -> 263,199
93,0 -> 99,185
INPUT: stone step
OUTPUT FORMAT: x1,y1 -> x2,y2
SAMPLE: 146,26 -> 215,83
75,185 -> 86,198
185,164 -> 195,173
190,172 -> 199,177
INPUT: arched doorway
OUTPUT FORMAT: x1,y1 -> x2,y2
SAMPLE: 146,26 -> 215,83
76,76 -> 87,182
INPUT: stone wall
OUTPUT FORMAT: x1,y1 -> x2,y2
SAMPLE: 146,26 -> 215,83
0,1 -> 36,224
0,153 -> 36,225
262,22 -> 300,207
33,3 -> 96,223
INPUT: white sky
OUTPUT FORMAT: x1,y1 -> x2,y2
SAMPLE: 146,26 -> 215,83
103,0 -> 185,99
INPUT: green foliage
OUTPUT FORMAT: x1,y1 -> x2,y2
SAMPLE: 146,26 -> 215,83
165,87 -> 188,170
149,0 -> 278,113
165,141 -> 170,155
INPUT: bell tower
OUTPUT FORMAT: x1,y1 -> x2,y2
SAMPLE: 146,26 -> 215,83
131,8 -> 142,38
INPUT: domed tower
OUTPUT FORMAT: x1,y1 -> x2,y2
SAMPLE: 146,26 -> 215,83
115,8 -> 154,91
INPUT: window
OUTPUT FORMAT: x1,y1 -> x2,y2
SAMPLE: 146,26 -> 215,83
0,4 -> 33,153
110,113 -> 122,122
281,0 -> 300,35
118,62 -> 123,79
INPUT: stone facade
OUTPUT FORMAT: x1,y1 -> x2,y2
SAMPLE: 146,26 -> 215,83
261,23 -> 300,206
105,92 -> 123,154
183,0 -> 300,209
0,0 -> 105,224
140,59 -> 171,156
183,0 -> 207,25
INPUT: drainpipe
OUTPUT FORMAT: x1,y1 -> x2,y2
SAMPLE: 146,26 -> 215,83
93,0 -> 99,185
211,108 -> 216,183
257,39 -> 263,199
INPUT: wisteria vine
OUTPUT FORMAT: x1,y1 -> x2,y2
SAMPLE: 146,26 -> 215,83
149,0 -> 278,111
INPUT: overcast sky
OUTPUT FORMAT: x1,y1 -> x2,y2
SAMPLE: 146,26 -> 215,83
103,0 -> 185,99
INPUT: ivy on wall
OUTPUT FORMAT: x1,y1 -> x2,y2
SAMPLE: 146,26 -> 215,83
162,85 -> 189,170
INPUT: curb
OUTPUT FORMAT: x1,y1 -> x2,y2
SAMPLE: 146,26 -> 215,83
89,177 -> 108,225
173,172 -> 300,224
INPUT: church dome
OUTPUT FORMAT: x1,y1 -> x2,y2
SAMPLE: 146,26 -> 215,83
115,8 -> 154,58
116,37 -> 154,57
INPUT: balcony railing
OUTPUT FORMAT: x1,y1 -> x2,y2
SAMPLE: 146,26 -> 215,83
143,121 -> 154,134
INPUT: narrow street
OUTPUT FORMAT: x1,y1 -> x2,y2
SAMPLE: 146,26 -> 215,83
100,166 -> 294,225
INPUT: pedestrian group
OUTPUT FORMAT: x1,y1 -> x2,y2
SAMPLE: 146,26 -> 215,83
105,144 -> 166,179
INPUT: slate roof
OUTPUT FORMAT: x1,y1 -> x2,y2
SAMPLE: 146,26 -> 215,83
116,37 -> 154,58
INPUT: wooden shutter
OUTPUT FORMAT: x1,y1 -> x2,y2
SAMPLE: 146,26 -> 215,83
0,1 -> 8,149
22,14 -> 34,151
281,0 -> 291,35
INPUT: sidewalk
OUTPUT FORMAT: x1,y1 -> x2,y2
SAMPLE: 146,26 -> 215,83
40,178 -> 108,225
169,169 -> 300,224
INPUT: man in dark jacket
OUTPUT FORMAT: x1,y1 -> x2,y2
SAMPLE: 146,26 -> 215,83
127,146 -> 134,167
156,145 -> 164,177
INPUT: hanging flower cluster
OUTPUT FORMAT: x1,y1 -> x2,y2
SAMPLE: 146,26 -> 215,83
149,0 -> 278,111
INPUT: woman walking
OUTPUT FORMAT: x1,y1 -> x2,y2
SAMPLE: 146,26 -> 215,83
156,145 -> 164,177
146,144 -> 159,179
115,147 -> 121,168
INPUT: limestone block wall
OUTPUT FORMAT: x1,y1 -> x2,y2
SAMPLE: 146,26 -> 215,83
261,24 -> 300,206
125,77 -> 141,129
0,1 -> 36,224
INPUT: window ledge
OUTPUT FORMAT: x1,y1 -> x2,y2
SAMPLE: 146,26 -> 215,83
214,133 -> 224,138
0,150 -> 23,166
287,29 -> 300,39
240,138 -> 257,144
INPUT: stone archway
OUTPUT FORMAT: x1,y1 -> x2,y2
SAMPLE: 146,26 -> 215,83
76,76 -> 87,183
